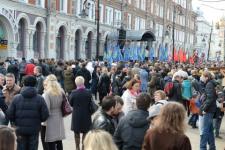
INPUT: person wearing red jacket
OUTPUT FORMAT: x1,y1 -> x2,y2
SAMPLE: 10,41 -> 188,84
25,59 -> 35,75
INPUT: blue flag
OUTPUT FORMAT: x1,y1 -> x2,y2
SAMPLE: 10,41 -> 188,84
149,47 -> 154,61
123,46 -> 130,61
164,46 -> 168,61
159,45 -> 164,61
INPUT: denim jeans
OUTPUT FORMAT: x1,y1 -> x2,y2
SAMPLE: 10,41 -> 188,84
188,113 -> 198,127
199,113 -> 216,150
17,134 -> 39,150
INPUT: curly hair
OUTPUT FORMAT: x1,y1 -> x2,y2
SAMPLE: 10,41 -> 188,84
44,74 -> 62,96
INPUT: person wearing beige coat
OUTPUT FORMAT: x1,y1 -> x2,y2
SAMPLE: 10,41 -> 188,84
42,74 -> 65,150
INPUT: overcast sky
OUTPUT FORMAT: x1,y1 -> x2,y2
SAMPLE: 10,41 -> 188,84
192,0 -> 225,22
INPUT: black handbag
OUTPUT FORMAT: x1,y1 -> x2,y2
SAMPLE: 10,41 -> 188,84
61,93 -> 73,117
89,99 -> 98,115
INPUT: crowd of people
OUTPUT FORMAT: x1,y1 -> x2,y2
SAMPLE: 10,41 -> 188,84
0,57 -> 224,150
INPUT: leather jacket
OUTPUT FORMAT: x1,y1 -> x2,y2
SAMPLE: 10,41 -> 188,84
92,110 -> 115,135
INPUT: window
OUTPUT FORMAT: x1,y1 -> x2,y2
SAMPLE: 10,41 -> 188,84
150,1 -> 154,14
127,13 -> 132,30
105,7 -> 113,25
19,0 -> 28,3
167,9 -> 170,20
36,0 -> 45,8
114,10 -> 121,27
136,0 -> 140,9
159,6 -> 164,18
140,18 -> 146,29
150,20 -> 153,29
140,0 -> 146,10
88,1 -> 95,20
99,4 -> 104,23
159,24 -> 163,37
156,3 -> 159,16
60,0 -> 67,13
135,17 -> 140,30
76,0 -> 83,16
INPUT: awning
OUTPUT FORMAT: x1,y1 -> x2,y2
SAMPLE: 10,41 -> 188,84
107,29 -> 156,41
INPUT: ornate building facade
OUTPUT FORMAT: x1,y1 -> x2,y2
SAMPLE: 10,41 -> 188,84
0,0 -> 197,60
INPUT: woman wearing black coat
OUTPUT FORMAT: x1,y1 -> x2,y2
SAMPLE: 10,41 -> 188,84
69,76 -> 92,150
91,66 -> 100,100
98,67 -> 111,104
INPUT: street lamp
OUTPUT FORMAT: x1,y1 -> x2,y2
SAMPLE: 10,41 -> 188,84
172,4 -> 183,62
80,0 -> 100,60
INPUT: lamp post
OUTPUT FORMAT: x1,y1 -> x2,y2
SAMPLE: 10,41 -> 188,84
80,0 -> 100,60
96,0 -> 100,60
172,4 -> 183,62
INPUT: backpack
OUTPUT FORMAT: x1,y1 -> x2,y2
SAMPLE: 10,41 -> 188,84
164,82 -> 174,97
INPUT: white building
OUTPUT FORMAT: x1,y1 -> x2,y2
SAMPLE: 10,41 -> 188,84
195,9 -> 212,60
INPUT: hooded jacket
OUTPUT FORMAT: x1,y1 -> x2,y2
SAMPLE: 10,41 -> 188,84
201,79 -> 217,113
6,87 -> 49,135
114,109 -> 149,150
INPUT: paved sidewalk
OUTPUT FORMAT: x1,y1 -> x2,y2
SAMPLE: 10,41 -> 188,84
38,116 -> 225,150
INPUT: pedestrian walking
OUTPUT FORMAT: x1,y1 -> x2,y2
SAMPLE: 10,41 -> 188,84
34,66 -> 45,95
142,102 -> 192,150
42,74 -> 66,150
98,67 -> 111,104
199,71 -> 217,150
121,79 -> 140,115
6,75 -> 49,150
69,76 -> 93,150
114,93 -> 151,150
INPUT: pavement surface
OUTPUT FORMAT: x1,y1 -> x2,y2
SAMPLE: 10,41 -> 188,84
38,115 -> 225,150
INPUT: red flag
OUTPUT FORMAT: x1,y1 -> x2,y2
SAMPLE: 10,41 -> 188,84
189,56 -> 194,64
174,48 -> 179,62
183,51 -> 187,62
179,49 -> 184,63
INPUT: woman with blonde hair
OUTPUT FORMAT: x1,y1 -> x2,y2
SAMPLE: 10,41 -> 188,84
84,129 -> 118,150
143,102 -> 191,150
41,74 -> 65,150
0,125 -> 16,150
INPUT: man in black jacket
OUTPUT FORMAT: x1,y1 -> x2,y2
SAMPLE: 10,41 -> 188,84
34,66 -> 45,95
114,93 -> 151,150
199,71 -> 217,150
92,96 -> 116,135
7,75 -> 49,150
75,62 -> 91,89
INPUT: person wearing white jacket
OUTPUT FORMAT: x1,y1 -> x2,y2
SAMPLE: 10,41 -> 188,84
121,79 -> 140,115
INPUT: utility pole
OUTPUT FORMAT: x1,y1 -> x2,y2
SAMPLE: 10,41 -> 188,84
96,0 -> 100,60
224,26 -> 225,62
207,26 -> 213,61
172,4 -> 175,62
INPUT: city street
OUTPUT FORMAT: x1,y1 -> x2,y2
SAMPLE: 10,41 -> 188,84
38,115 -> 225,150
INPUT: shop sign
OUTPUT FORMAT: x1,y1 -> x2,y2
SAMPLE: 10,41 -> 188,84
0,40 -> 7,49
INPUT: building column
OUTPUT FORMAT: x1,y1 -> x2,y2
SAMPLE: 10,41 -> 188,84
81,36 -> 87,59
40,32 -> 46,58
27,29 -> 34,60
92,38 -> 96,59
